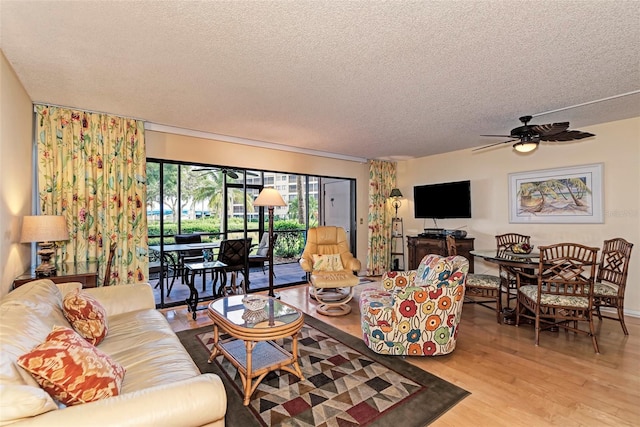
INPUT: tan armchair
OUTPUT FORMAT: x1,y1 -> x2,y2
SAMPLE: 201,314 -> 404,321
300,226 -> 361,316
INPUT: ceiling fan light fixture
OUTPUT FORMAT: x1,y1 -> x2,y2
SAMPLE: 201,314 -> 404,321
513,141 -> 539,153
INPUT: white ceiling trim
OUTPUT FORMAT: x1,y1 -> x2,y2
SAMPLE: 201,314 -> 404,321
144,122 -> 368,164
532,90 -> 640,118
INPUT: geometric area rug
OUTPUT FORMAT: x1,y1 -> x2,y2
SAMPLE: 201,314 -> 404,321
177,314 -> 469,427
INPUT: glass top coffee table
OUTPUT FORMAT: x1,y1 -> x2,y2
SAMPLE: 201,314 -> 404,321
207,295 -> 305,405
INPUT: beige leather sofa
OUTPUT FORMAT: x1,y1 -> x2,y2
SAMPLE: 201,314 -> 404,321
0,279 -> 226,426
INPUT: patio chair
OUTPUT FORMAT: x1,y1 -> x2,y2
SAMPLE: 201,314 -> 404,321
249,232 -> 278,276
216,238 -> 252,295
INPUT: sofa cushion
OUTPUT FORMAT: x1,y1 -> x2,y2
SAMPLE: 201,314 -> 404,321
0,384 -> 58,425
98,309 -> 200,394
0,280 -> 71,389
312,253 -> 344,271
63,289 -> 108,345
17,326 -> 125,406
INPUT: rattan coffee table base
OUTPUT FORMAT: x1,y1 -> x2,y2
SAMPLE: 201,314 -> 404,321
207,296 -> 305,405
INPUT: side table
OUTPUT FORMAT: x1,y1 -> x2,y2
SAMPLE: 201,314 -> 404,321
13,262 -> 99,289
184,260 -> 227,319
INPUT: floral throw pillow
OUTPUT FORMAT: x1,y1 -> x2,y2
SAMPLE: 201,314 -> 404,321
17,326 -> 125,406
312,254 -> 344,271
63,289 -> 108,345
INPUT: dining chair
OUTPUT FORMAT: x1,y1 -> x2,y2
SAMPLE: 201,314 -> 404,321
516,243 -> 600,353
447,235 -> 503,323
495,233 -> 531,308
593,237 -> 634,335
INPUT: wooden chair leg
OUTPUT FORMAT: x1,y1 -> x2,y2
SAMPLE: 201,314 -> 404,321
618,307 -> 629,335
589,319 -> 600,354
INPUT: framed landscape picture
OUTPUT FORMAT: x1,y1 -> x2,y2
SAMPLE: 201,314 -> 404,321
508,163 -> 604,224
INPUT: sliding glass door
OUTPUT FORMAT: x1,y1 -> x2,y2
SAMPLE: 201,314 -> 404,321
146,159 -> 354,308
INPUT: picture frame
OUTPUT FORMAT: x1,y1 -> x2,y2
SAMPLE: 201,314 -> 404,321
508,163 -> 604,224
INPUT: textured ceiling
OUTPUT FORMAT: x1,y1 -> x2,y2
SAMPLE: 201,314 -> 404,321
1,1 -> 639,161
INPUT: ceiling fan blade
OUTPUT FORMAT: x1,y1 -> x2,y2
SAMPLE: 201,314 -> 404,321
540,130 -> 595,142
472,139 -> 517,151
531,122 -> 570,137
225,170 -> 239,179
480,134 -> 512,138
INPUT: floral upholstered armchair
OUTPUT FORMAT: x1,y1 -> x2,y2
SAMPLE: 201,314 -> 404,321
360,254 -> 469,356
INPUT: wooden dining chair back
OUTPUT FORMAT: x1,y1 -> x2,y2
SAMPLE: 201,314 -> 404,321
495,233 -> 531,308
103,241 -> 117,286
496,233 -> 531,249
447,235 -> 503,323
516,243 -> 600,353
594,237 -> 634,334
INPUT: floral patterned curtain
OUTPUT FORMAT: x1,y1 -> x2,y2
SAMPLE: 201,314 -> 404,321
367,160 -> 396,275
35,105 -> 148,286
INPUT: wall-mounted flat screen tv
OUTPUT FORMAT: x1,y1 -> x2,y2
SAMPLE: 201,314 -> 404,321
413,180 -> 471,218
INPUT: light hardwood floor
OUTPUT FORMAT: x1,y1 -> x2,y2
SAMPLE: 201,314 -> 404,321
161,282 -> 640,426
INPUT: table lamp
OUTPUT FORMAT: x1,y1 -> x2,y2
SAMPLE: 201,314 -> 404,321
253,188 -> 286,298
20,215 -> 69,276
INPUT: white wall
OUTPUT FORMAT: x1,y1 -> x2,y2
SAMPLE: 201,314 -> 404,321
145,131 -> 371,267
0,51 -> 34,296
396,116 -> 640,315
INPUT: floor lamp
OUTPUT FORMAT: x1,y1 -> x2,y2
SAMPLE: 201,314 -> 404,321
253,188 -> 286,298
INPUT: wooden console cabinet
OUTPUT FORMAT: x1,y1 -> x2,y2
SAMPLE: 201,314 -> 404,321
407,235 -> 474,273
13,262 -> 99,289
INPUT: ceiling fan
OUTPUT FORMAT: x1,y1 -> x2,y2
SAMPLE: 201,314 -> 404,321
192,167 -> 258,179
475,115 -> 595,153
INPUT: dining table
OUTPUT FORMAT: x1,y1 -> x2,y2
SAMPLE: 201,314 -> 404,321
148,241 -> 221,256
149,242 -> 221,269
149,242 -> 222,297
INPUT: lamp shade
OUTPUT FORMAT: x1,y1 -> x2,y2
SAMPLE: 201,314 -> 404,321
20,215 -> 69,243
254,188 -> 286,207
389,188 -> 403,198
513,141 -> 539,153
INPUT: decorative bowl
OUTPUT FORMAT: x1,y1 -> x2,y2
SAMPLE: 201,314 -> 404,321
242,308 -> 268,324
242,295 -> 268,311
511,243 -> 534,254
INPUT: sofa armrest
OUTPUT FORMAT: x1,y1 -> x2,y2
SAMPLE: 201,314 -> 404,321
83,283 -> 155,316
11,374 -> 226,427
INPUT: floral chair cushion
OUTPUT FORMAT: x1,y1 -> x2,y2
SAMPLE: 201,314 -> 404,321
593,281 -> 619,296
519,285 -> 590,308
466,273 -> 501,289
360,254 -> 468,356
